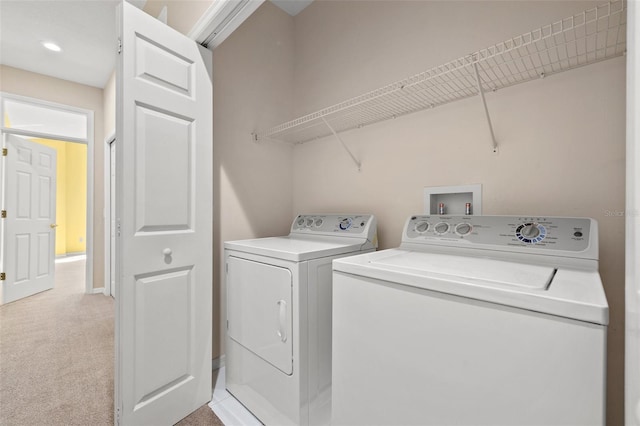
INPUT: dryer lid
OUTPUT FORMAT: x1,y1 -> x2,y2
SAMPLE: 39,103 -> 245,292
224,235 -> 367,261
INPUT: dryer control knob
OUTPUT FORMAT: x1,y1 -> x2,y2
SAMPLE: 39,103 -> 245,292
339,218 -> 352,230
297,217 -> 305,226
306,218 -> 314,227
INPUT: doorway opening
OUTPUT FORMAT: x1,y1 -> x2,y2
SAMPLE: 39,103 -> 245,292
0,92 -> 94,303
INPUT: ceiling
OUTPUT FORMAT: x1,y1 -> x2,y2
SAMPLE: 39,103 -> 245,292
271,0 -> 313,16
0,0 -> 123,88
0,0 -> 311,89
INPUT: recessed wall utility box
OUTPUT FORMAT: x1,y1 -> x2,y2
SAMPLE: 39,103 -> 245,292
423,184 -> 482,215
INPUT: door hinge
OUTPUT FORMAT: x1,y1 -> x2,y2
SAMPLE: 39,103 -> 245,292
1,210 -> 6,219
226,320 -> 229,330
0,273 -> 5,281
225,263 -> 228,274
2,148 -> 7,156
117,38 -> 122,54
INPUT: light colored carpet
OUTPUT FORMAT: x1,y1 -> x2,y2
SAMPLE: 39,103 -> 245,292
0,258 -> 223,426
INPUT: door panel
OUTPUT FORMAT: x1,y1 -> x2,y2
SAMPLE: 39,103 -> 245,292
116,2 -> 213,425
135,106 -> 192,232
227,256 -> 293,375
2,134 -> 56,304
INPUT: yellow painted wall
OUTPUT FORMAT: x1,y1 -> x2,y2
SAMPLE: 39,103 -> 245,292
65,143 -> 87,253
31,139 -> 86,255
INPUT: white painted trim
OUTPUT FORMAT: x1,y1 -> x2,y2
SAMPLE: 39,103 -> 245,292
93,287 -> 105,294
85,111 -> 95,294
104,133 -> 115,298
0,127 -> 88,144
0,93 -> 94,295
626,1 -> 640,424
187,0 -> 265,49
212,355 -> 226,371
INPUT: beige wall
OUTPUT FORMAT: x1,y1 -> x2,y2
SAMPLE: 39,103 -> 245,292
290,1 -> 625,424
143,0 -> 214,35
212,1 -> 295,357
0,65 -> 105,290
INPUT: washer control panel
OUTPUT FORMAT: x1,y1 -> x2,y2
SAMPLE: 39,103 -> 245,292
292,214 -> 374,236
404,215 -> 592,252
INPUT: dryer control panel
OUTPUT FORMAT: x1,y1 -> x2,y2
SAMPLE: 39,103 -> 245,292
403,215 -> 595,257
291,214 -> 377,240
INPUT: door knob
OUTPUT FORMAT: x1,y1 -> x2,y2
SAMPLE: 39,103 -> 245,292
50,223 -> 58,229
163,248 -> 172,256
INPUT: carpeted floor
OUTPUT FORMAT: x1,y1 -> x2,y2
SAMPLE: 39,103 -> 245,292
0,258 -> 223,426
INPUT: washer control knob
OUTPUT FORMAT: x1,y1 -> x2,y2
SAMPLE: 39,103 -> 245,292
297,217 -> 305,226
434,222 -> 450,235
315,218 -> 323,227
515,222 -> 547,244
520,223 -> 540,238
339,218 -> 352,230
306,218 -> 314,227
455,223 -> 472,236
415,221 -> 429,233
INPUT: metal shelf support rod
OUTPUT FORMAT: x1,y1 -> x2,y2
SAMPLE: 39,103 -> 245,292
472,62 -> 498,153
321,117 -> 362,171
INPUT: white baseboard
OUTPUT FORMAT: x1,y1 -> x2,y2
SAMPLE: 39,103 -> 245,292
92,287 -> 105,294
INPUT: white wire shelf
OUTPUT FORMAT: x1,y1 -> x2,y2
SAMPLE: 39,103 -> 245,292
254,0 -> 626,145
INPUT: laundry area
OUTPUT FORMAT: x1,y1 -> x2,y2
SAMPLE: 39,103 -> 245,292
0,0 -> 637,425
213,1 -> 629,424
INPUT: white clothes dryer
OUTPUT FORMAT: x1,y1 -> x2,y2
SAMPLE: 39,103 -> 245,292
224,214 -> 377,426
332,215 -> 608,426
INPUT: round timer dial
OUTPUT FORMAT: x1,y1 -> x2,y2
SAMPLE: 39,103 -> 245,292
339,218 -> 352,230
515,222 -> 546,244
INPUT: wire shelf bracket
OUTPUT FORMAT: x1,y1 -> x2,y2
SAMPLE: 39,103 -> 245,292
253,0 -> 626,150
321,117 -> 361,171
472,62 -> 498,153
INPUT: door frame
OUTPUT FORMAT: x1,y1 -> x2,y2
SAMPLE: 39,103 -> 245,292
0,92 -> 95,294
626,0 -> 639,423
103,133 -> 115,297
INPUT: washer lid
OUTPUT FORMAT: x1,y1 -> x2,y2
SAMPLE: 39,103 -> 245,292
333,249 -> 609,325
374,251 -> 555,290
224,235 -> 367,261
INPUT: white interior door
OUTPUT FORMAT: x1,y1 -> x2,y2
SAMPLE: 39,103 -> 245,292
115,2 -> 213,425
1,134 -> 56,304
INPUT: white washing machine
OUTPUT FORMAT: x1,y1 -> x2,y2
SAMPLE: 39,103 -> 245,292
332,215 -> 608,426
224,214 -> 377,426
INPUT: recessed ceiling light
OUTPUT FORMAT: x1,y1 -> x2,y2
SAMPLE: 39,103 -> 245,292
41,41 -> 62,52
